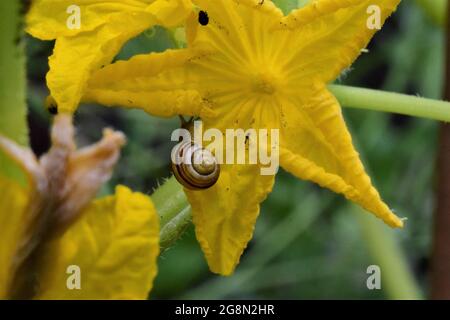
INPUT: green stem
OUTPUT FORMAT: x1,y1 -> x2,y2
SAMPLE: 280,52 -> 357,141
0,0 -> 28,184
329,84 -> 450,123
0,0 -> 28,144
151,178 -> 191,251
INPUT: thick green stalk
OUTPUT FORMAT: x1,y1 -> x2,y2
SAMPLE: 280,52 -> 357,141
0,0 -> 28,182
0,0 -> 28,145
329,85 -> 450,123
151,178 -> 191,250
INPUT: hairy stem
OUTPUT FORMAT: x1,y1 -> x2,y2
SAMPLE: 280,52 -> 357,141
151,178 -> 191,251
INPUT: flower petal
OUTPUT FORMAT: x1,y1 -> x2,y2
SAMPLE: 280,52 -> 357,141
186,162 -> 275,275
36,185 -> 160,299
84,49 -> 216,118
147,0 -> 193,27
53,128 -> 126,233
26,0 -> 149,39
0,175 -> 29,299
189,0 -> 283,57
26,0 -> 192,39
279,87 -> 403,228
278,0 -> 401,84
27,0 -> 194,113
185,113 -> 277,276
46,11 -> 157,113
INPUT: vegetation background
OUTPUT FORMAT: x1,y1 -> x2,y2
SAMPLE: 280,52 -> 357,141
24,0 -> 443,299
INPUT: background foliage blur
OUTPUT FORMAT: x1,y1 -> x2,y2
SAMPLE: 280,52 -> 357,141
25,0 -> 443,299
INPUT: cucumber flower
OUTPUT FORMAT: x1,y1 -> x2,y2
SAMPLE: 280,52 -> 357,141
54,0 -> 404,276
0,115 -> 159,299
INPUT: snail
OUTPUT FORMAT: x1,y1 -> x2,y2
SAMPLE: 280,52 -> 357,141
171,141 -> 220,190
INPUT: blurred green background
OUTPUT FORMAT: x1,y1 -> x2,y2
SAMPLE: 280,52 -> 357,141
25,0 -> 443,299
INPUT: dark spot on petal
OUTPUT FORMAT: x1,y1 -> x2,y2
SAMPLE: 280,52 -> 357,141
198,10 -> 209,26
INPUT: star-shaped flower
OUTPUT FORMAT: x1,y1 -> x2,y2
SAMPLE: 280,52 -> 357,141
0,115 -> 159,299
26,0 -> 193,113
82,0 -> 403,275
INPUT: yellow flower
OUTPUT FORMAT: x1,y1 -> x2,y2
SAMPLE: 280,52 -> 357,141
83,0 -> 404,276
0,115 -> 159,299
26,0 -> 193,113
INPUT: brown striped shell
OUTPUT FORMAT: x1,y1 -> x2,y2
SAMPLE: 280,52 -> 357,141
171,142 -> 220,190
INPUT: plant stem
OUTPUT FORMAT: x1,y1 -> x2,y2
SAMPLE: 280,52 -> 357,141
431,0 -> 450,300
151,177 -> 191,251
329,85 -> 450,123
0,0 -> 28,144
0,0 -> 28,184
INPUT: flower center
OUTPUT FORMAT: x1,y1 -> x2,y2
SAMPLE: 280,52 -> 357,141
252,72 -> 278,95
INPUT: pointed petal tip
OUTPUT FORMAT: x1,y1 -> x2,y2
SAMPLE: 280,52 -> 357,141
395,217 -> 406,229
383,212 -> 405,229
207,260 -> 237,277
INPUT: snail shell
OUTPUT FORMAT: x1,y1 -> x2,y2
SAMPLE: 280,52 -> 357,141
171,142 -> 220,190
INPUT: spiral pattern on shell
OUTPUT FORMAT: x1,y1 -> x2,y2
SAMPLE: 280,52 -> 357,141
171,142 -> 220,190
